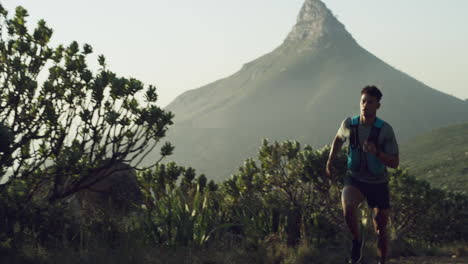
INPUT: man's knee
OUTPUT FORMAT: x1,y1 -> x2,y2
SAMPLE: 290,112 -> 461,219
374,210 -> 389,234
343,203 -> 360,221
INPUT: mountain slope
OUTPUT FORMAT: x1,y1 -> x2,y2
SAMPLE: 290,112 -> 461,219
400,122 -> 468,193
158,0 -> 468,180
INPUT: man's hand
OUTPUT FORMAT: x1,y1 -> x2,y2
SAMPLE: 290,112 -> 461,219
363,140 -> 379,156
364,140 -> 399,168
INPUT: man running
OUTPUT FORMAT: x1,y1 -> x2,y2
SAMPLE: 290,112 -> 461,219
326,86 -> 399,264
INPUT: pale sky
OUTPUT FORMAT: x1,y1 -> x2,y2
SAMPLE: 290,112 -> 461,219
2,0 -> 467,106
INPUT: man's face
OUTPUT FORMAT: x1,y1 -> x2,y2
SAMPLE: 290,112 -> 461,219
360,93 -> 380,117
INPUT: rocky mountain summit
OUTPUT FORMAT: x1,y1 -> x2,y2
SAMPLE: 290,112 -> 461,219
285,0 -> 351,45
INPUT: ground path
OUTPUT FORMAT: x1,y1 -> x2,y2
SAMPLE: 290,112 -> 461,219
388,256 -> 468,264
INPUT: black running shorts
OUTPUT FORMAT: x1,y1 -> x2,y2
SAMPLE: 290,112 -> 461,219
344,176 -> 390,209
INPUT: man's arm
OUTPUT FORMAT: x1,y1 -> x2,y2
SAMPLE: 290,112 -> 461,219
376,150 -> 399,169
326,135 -> 345,180
364,140 -> 399,168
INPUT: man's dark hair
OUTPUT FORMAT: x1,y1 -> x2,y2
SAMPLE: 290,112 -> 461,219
361,85 -> 383,102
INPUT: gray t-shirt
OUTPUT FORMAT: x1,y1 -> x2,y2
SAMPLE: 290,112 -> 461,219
336,117 -> 399,183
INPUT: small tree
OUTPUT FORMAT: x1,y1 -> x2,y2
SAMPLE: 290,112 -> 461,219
224,139 -> 346,247
0,5 -> 174,204
389,168 -> 468,247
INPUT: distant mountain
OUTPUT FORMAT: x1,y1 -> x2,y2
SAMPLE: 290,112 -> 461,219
158,0 -> 468,180
400,122 -> 468,193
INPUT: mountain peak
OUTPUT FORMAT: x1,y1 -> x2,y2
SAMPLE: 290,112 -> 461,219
285,0 -> 352,45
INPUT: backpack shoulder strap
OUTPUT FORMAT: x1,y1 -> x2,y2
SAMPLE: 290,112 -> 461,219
349,115 -> 360,148
350,115 -> 360,126
368,117 -> 384,144
373,117 -> 384,129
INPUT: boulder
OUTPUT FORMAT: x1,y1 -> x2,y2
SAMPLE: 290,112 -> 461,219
70,162 -> 143,219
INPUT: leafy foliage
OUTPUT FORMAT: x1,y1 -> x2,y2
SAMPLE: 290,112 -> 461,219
222,139 -> 346,247
137,162 -> 220,246
0,3 -> 173,255
0,5 -> 174,204
389,168 -> 468,246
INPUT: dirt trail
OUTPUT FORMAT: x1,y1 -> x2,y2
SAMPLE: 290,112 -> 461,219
388,256 -> 468,264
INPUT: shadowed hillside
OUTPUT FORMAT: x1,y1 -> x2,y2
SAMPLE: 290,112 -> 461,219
401,122 -> 468,193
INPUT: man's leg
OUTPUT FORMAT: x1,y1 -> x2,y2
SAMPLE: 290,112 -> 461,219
342,185 -> 365,241
373,208 -> 389,264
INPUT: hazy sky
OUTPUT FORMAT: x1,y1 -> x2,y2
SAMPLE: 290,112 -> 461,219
2,0 -> 467,106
